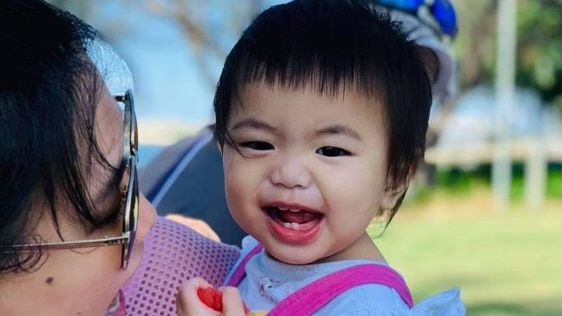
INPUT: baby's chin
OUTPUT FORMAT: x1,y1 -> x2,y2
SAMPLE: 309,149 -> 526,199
105,290 -> 126,316
265,248 -> 320,265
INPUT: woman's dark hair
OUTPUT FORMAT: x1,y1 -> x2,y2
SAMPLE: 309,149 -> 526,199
0,0 -> 111,273
213,0 -> 433,222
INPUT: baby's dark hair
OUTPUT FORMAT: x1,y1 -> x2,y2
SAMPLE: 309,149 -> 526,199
213,0 -> 432,220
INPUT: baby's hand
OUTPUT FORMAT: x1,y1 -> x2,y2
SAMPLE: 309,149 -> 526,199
176,277 -> 248,316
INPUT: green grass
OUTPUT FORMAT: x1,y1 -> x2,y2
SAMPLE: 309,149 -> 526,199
368,196 -> 562,316
432,166 -> 562,200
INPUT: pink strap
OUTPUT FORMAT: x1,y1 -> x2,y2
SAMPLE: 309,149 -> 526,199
226,244 -> 414,314
225,244 -> 263,287
268,264 -> 414,315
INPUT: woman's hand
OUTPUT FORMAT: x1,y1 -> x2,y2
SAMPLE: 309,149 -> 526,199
176,277 -> 248,316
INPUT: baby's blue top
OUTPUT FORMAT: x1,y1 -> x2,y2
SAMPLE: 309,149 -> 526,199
225,236 -> 465,315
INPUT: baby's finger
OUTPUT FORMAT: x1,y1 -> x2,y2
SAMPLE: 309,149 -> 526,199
186,276 -> 213,289
219,286 -> 247,316
176,277 -> 219,316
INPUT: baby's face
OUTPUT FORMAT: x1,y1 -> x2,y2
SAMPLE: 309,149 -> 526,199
222,83 -> 399,264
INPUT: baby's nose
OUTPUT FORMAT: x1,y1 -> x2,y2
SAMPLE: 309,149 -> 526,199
269,155 -> 311,189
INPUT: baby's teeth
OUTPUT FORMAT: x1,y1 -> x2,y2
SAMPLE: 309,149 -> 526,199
276,207 -> 301,212
283,222 -> 300,230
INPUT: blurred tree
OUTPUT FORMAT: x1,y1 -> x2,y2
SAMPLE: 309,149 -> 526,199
515,0 -> 561,108
454,0 -> 561,111
46,0 -> 133,43
51,0 -> 560,111
125,0 -> 266,87
47,0 -> 93,20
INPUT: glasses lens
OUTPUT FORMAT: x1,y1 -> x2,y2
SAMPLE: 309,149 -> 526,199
121,157 -> 138,269
120,89 -> 139,269
128,90 -> 139,258
127,90 -> 138,154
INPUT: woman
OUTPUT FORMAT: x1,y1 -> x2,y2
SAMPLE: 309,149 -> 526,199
0,1 -> 238,315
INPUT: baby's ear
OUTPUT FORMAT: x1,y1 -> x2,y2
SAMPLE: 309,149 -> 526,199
382,150 -> 425,210
381,181 -> 409,211
381,162 -> 418,210
417,45 -> 439,84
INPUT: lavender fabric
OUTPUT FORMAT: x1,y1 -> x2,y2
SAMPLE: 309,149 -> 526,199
122,216 -> 240,315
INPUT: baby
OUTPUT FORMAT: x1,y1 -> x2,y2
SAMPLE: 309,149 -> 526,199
177,0 -> 465,315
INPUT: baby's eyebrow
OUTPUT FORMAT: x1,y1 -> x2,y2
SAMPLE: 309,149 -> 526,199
316,124 -> 362,141
230,117 -> 276,132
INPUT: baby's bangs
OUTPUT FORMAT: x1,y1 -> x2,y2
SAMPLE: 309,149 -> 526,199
231,49 -> 386,101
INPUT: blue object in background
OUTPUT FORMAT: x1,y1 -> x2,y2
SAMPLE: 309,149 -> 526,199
138,144 -> 164,169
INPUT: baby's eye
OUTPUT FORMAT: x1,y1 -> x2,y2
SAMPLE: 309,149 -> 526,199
316,146 -> 350,157
240,141 -> 274,151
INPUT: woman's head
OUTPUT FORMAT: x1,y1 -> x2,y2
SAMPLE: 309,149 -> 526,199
214,0 -> 433,219
0,0 -> 155,314
0,0 -> 105,273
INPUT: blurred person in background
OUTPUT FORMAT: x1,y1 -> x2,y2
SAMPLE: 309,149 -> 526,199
140,0 -> 458,246
0,1 -> 238,315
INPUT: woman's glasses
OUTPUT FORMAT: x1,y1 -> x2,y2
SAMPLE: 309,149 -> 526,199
373,0 -> 458,38
1,89 -> 139,270
116,89 -> 139,269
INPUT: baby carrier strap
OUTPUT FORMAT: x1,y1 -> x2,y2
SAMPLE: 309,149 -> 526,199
268,263 -> 414,315
225,244 -> 414,315
225,244 -> 264,287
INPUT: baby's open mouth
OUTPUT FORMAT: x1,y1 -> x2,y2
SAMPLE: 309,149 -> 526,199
264,206 -> 323,230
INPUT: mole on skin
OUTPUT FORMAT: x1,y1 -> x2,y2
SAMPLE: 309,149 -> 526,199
46,277 -> 54,285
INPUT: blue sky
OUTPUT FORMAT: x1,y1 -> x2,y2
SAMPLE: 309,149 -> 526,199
87,1 -> 286,128
85,1 -> 556,146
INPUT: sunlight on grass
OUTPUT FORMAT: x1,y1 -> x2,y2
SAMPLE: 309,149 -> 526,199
369,191 -> 562,316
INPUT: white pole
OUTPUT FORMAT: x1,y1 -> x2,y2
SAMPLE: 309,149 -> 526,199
524,120 -> 546,211
492,0 -> 517,212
